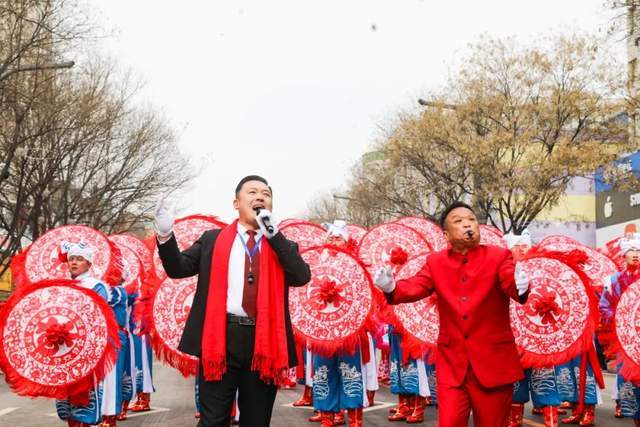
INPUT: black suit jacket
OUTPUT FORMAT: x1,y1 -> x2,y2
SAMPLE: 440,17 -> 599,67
157,229 -> 311,367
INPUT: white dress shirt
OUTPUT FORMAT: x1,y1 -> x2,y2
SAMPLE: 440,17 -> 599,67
227,223 -> 263,316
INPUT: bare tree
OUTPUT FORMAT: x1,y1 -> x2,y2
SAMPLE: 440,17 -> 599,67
0,0 -> 90,185
0,2 -> 194,274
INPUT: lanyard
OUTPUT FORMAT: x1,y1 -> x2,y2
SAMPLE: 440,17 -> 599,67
237,231 -> 263,266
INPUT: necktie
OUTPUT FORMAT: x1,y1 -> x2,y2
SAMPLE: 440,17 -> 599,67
242,230 -> 260,317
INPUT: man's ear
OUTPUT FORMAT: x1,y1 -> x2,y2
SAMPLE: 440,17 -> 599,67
233,198 -> 239,210
443,229 -> 451,242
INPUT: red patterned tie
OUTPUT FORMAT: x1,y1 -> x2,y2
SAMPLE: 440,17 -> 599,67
242,230 -> 260,317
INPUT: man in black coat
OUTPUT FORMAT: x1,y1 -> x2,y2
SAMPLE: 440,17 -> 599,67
154,175 -> 311,427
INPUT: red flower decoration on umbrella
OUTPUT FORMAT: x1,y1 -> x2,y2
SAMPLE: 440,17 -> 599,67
389,247 -> 409,266
525,285 -> 561,325
310,280 -> 345,310
36,317 -> 78,356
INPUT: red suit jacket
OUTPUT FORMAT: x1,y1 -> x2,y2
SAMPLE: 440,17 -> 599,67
386,244 -> 528,388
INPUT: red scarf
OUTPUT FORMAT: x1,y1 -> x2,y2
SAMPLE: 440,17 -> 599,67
201,220 -> 289,384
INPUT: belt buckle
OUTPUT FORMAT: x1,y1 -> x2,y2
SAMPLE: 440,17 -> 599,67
238,317 -> 255,326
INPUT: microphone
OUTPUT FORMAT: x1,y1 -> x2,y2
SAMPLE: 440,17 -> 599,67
465,230 -> 474,239
253,207 -> 274,234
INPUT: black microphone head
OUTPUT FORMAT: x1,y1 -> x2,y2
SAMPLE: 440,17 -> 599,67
253,207 -> 261,215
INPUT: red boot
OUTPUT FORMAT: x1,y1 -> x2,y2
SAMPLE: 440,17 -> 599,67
615,401 -> 623,418
294,385 -> 314,407
320,412 -> 335,427
424,396 -> 433,406
561,406 -> 582,424
334,411 -> 346,425
578,405 -> 595,426
97,415 -> 117,427
542,406 -> 559,427
406,396 -> 426,423
508,403 -> 524,427
366,390 -> 375,407
347,407 -> 363,427
388,394 -> 412,421
389,393 -> 404,414
116,400 -> 130,421
130,392 -> 151,412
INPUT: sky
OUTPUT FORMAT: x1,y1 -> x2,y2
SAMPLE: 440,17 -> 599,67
88,0 -> 618,223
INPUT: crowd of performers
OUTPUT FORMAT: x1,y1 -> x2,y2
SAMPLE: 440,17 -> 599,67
2,213 -> 640,427
284,221 -> 640,427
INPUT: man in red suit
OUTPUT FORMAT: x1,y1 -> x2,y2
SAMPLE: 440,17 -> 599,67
374,202 -> 530,427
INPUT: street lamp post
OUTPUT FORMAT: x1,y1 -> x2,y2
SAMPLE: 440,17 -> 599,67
0,60 -> 75,82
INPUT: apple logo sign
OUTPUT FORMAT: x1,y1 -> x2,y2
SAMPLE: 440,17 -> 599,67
604,196 -> 613,218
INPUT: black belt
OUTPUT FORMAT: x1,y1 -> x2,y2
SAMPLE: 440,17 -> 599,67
226,314 -> 256,326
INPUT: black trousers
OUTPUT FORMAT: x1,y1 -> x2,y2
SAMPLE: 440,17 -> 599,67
197,321 -> 278,427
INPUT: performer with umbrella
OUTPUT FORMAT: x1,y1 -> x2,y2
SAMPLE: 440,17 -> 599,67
55,241 -> 119,427
305,220 -> 370,427
504,230 -> 564,427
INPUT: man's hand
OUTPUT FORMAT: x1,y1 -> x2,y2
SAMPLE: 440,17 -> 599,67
515,264 -> 529,296
256,209 -> 278,239
154,198 -> 175,239
374,266 -> 395,293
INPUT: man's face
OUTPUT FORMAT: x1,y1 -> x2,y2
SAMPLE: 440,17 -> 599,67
233,180 -> 273,226
68,255 -> 91,278
625,249 -> 640,267
443,207 -> 481,250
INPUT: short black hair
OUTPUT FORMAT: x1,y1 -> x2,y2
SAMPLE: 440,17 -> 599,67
235,175 -> 272,196
439,201 -> 474,228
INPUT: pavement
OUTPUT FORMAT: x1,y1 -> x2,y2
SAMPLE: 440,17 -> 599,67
0,364 -> 631,426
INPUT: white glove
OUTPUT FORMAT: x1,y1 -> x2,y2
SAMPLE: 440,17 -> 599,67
374,266 -> 395,293
515,264 -> 529,296
153,198 -> 175,238
256,209 -> 278,239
